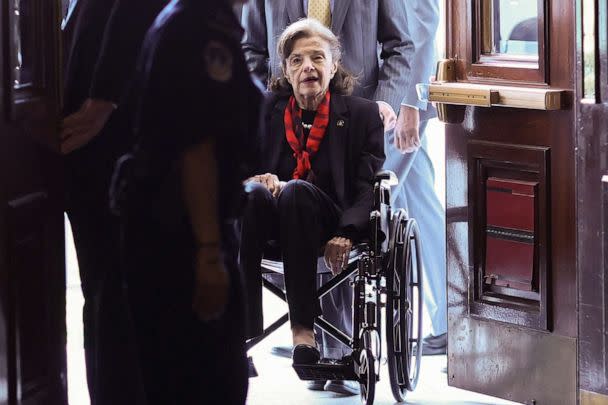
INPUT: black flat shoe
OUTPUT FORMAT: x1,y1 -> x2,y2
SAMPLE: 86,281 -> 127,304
292,344 -> 320,365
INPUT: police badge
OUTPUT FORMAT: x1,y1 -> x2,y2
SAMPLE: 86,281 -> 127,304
204,40 -> 233,82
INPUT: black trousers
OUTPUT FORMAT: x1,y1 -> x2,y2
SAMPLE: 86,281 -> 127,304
124,216 -> 248,405
65,128 -> 144,405
240,180 -> 341,337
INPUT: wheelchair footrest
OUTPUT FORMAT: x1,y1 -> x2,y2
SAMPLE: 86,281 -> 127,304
293,357 -> 359,382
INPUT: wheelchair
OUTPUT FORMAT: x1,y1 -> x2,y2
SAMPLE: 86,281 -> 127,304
246,170 -> 424,405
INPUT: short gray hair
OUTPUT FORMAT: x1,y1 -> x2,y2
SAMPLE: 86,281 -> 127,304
269,18 -> 356,95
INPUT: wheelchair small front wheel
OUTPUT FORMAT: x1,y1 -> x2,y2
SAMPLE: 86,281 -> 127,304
385,214 -> 424,402
358,348 -> 376,405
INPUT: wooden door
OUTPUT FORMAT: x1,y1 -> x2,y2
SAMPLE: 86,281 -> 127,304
0,0 -> 67,404
439,1 -> 577,403
577,1 -> 608,404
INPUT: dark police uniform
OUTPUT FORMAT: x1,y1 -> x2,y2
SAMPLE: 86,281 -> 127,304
63,1 -> 167,403
111,0 -> 262,403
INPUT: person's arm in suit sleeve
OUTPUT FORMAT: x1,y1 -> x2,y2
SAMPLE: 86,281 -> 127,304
373,0 -> 415,115
337,103 -> 386,239
241,0 -> 270,84
393,0 -> 440,153
400,0 -> 440,111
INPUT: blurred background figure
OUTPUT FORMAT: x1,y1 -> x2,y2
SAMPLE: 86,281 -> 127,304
61,0 -> 167,403
386,0 -> 447,356
110,0 -> 261,403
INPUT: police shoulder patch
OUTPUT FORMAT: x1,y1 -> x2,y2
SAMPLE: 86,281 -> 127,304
204,40 -> 233,83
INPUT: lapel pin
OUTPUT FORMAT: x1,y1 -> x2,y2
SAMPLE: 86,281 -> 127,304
337,120 -> 345,127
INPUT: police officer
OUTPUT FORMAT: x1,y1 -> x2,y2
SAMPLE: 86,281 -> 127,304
61,1 -> 167,403
112,0 -> 261,403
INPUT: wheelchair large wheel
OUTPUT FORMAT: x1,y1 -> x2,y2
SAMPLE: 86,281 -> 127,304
385,211 -> 423,402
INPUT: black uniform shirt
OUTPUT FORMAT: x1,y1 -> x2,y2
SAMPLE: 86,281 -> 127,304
128,0 -> 262,233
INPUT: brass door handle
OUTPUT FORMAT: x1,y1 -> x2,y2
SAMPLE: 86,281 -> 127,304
417,59 -> 567,112
427,83 -> 499,107
427,82 -> 564,110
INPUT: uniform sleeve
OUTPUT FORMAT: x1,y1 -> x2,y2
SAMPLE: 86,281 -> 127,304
134,28 -> 206,157
134,16 -> 263,197
89,0 -> 168,104
183,38 -> 248,149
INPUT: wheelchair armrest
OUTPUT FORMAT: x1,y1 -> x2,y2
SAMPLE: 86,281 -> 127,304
374,170 -> 398,187
261,243 -> 368,275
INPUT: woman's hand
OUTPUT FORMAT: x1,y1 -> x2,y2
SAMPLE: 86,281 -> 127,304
244,173 -> 284,197
192,246 -> 230,321
324,236 -> 353,275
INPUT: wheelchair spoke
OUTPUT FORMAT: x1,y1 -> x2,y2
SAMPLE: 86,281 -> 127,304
393,324 -> 401,351
360,356 -> 368,375
361,384 -> 368,401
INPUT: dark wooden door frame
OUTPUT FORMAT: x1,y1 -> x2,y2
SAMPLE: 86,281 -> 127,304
576,0 -> 608,403
445,1 -> 577,403
0,0 -> 67,403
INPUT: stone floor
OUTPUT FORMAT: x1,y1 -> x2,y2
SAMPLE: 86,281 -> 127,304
66,235 -> 519,405
244,291 -> 520,405
66,275 -> 520,405
248,353 -> 517,405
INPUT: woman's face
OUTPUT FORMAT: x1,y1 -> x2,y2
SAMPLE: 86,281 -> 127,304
284,35 -> 338,104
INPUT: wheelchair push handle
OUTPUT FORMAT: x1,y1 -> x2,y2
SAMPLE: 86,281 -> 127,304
374,170 -> 398,187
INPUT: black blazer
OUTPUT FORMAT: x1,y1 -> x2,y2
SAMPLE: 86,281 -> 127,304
261,93 -> 385,239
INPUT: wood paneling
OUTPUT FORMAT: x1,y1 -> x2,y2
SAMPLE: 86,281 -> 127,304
0,0 -> 66,403
7,0 -> 62,151
577,0 -> 608,398
0,135 -> 66,405
445,0 -> 576,401
467,142 -> 549,329
448,317 -> 577,405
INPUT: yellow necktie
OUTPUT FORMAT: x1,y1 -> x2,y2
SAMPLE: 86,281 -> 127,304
308,0 -> 331,28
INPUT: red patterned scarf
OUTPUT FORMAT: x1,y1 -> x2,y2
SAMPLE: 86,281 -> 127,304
283,91 -> 331,180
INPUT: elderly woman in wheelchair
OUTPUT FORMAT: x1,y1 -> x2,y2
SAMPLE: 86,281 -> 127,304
241,19 -> 423,404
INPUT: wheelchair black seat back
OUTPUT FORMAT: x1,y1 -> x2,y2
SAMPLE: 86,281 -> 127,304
247,170 -> 424,405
